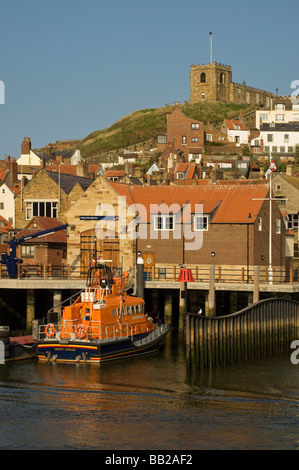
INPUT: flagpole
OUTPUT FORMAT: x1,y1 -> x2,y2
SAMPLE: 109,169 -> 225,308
269,170 -> 273,284
209,32 -> 213,63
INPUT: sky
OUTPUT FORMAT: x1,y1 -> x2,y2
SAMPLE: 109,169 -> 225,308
0,0 -> 298,158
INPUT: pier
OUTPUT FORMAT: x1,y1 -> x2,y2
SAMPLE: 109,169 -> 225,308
0,262 -> 298,334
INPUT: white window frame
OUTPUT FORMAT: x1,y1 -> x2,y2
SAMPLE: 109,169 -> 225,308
153,215 -> 174,231
25,201 -> 58,220
276,219 -> 281,234
288,214 -> 299,229
258,217 -> 262,232
21,245 -> 35,257
193,215 -> 209,231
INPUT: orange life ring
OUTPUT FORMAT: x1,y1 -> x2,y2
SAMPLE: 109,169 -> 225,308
75,324 -> 87,339
45,323 -> 56,338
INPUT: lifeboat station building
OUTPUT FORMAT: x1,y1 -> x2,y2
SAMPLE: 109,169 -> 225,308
66,177 -> 286,280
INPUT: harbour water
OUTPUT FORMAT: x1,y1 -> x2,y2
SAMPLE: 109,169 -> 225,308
0,330 -> 299,451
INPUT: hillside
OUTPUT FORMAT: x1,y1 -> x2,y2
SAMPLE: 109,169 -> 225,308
36,102 -> 257,161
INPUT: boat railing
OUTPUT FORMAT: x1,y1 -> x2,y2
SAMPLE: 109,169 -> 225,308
39,319 -> 155,342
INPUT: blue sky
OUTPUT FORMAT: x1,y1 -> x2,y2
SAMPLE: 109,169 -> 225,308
0,0 -> 298,157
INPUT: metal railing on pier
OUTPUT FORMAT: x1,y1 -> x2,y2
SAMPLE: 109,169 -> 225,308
0,262 -> 298,286
146,265 -> 299,285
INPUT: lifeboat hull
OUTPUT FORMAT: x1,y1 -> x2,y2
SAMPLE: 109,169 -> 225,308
37,324 -> 170,364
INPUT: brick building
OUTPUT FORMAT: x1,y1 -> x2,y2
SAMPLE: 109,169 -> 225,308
157,106 -> 204,162
13,217 -> 67,267
65,177 -> 285,277
190,62 -> 274,105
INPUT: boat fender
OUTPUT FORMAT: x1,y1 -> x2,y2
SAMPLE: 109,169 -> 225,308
45,323 -> 56,338
75,324 -> 87,340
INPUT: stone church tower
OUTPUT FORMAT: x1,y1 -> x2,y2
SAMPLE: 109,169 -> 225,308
190,62 -> 273,106
190,62 -> 232,103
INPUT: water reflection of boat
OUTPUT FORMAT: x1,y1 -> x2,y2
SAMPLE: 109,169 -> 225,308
37,263 -> 170,364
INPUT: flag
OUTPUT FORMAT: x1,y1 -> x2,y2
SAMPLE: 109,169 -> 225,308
265,157 -> 277,179
90,253 -> 104,265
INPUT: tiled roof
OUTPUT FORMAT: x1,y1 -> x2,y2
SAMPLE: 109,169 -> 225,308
9,183 -> 22,196
109,181 -> 269,224
45,170 -> 93,193
0,169 -> 7,183
14,217 -> 67,243
174,162 -> 197,180
226,120 -> 247,131
0,216 -> 14,234
45,164 -> 78,175
105,170 -> 125,177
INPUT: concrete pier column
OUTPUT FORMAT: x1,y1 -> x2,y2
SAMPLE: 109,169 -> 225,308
53,290 -> 62,319
207,265 -> 216,317
253,266 -> 260,304
164,292 -> 172,326
179,284 -> 186,331
26,289 -> 35,331
136,257 -> 144,299
230,292 -> 238,314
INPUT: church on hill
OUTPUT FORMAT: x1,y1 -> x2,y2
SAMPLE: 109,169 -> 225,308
190,62 -> 274,106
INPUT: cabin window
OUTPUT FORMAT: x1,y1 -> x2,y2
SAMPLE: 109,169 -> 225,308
112,309 -> 116,316
126,306 -> 130,315
131,306 -> 135,314
139,304 -> 144,313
